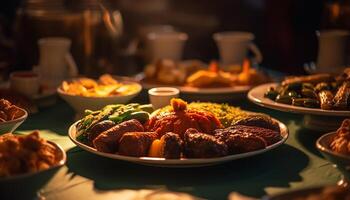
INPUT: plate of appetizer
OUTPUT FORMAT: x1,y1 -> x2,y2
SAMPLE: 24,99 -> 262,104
248,69 -> 350,130
316,119 -> 350,187
57,74 -> 142,114
140,59 -> 269,100
69,98 -> 288,167
0,131 -> 66,198
0,99 -> 28,134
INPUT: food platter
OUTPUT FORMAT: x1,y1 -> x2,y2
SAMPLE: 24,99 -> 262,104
68,118 -> 288,168
248,83 -> 350,116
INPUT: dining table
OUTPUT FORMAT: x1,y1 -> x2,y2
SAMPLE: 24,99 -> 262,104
12,91 -> 341,200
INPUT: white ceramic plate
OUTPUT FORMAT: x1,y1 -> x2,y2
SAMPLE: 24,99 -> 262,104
68,118 -> 288,168
141,81 -> 251,95
248,83 -> 350,116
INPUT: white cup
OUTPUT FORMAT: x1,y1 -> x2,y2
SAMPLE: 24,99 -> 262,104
148,87 -> 180,109
146,32 -> 188,62
213,31 -> 263,68
37,37 -> 78,88
10,71 -> 40,97
316,30 -> 350,73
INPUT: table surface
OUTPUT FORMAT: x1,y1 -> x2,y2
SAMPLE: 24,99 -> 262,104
13,94 -> 341,200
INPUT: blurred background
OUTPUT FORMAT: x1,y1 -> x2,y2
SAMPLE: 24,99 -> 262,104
0,0 -> 347,78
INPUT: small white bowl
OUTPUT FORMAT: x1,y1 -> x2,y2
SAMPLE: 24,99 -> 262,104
148,87 -> 180,109
57,81 -> 142,114
0,107 -> 28,134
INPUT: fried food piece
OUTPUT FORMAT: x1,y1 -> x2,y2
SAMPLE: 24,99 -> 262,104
318,90 -> 334,110
183,128 -> 228,158
0,131 -> 59,177
87,120 -> 115,145
233,115 -> 280,132
0,99 -> 26,122
281,74 -> 333,86
93,119 -> 144,153
330,119 -> 350,155
118,132 -> 158,157
149,132 -> 183,159
333,81 -> 350,110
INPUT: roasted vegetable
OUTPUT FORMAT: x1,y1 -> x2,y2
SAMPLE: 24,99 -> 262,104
282,74 -> 333,86
275,94 -> 292,105
76,103 -> 154,143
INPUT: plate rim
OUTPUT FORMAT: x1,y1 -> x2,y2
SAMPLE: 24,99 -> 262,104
248,83 -> 350,116
141,81 -> 251,94
68,117 -> 289,167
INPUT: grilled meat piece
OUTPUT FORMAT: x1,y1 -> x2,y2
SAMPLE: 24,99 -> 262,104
118,132 -> 158,157
233,115 -> 280,132
333,81 -> 350,110
183,128 -> 228,158
215,125 -> 281,146
225,133 -> 267,154
318,90 -> 334,110
149,132 -> 183,159
93,119 -> 144,153
87,120 -> 115,145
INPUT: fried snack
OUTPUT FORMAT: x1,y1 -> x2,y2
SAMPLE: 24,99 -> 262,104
183,128 -> 228,158
93,119 -> 144,153
318,90 -> 334,110
0,99 -> 26,122
0,131 -> 59,177
61,74 -> 139,97
145,99 -> 222,139
333,81 -> 350,110
118,132 -> 158,157
149,132 -> 183,159
330,119 -> 350,155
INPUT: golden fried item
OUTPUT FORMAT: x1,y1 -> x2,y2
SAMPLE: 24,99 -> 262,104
330,119 -> 350,155
0,99 -> 26,122
0,131 -> 60,177
61,74 -> 139,97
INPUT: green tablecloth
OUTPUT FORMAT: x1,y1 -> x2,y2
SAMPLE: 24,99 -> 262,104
15,97 -> 340,200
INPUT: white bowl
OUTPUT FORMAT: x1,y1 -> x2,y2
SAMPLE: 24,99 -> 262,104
57,81 -> 142,113
0,108 -> 28,134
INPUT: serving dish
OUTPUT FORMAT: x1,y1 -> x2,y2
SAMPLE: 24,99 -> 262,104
69,120 -> 287,167
68,99 -> 288,168
316,119 -> 350,187
0,99 -> 28,134
248,83 -> 350,130
0,132 -> 66,199
57,76 -> 142,114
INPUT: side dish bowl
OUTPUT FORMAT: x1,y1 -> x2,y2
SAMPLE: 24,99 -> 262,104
316,132 -> 350,187
0,107 -> 27,134
57,81 -> 142,113
0,140 -> 66,199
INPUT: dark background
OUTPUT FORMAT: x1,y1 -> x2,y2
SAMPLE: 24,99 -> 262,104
0,0 -> 347,76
